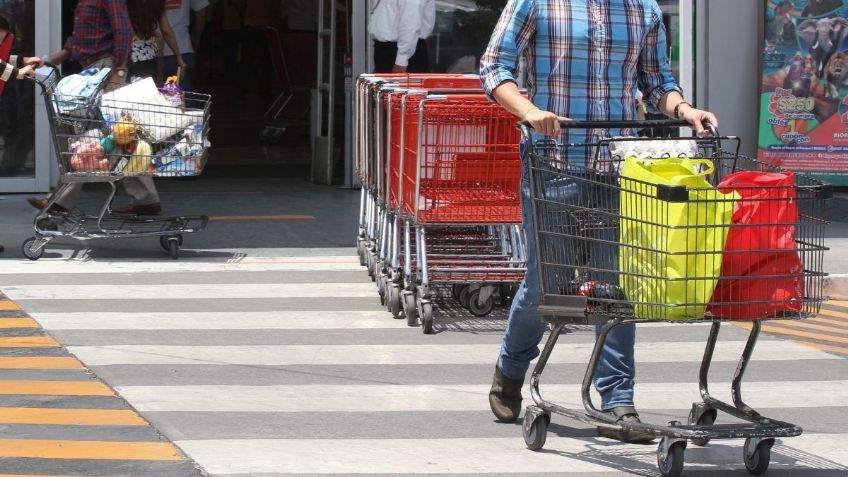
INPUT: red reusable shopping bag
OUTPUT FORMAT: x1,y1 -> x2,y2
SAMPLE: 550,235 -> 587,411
707,171 -> 804,319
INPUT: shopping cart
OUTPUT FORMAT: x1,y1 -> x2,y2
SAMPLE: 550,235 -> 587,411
354,74 -> 526,328
396,93 -> 526,332
520,119 -> 831,477
22,65 -> 210,260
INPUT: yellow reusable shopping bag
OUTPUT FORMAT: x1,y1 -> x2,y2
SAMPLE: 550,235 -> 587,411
619,156 -> 737,320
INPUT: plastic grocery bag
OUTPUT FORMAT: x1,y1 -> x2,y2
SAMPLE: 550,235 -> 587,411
707,171 -> 803,319
619,156 -> 736,320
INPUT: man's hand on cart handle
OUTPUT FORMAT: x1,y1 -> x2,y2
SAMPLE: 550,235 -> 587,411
676,103 -> 720,136
23,57 -> 44,68
524,107 -> 569,138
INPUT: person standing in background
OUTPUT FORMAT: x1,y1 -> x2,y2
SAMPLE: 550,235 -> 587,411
127,0 -> 186,84
162,0 -> 208,92
369,0 -> 435,73
240,0 -> 277,98
284,0 -> 318,88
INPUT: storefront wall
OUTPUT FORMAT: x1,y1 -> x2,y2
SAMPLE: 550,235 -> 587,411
696,0 -> 763,158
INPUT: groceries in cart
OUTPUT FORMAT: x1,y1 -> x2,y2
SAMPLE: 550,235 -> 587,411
53,76 -> 210,178
20,64 -> 211,261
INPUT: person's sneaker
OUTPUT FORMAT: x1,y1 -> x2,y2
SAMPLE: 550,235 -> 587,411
112,202 -> 162,216
26,197 -> 69,214
488,365 -> 525,423
597,406 -> 656,444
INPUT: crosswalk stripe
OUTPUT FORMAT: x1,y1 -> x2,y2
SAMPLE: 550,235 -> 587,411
65,340 -> 835,366
115,381 -> 848,412
0,408 -> 147,426
810,316 -> 848,327
819,309 -> 848,319
826,300 -> 848,308
0,301 -> 20,311
767,319 -> 848,336
0,256 -> 359,274
0,283 -> 377,300
0,357 -> 84,370
32,311 -> 399,330
0,381 -> 115,396
796,341 -> 848,355
0,439 -> 184,461
175,433 -> 848,475
737,322 -> 848,344
0,336 -> 60,348
0,318 -> 40,329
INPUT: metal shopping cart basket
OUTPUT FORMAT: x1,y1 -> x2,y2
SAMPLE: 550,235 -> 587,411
520,119 -> 831,477
22,65 -> 210,260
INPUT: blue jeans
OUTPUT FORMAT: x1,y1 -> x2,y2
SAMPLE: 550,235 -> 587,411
498,151 -> 636,411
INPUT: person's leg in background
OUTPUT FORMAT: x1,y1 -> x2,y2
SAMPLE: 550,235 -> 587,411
372,41 -> 397,73
407,39 -> 429,73
115,177 -> 161,215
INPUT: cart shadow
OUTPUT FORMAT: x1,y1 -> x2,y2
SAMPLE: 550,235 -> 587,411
534,422 -> 848,476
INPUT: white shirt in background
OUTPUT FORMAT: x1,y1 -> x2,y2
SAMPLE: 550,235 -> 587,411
163,0 -> 210,57
368,0 -> 436,67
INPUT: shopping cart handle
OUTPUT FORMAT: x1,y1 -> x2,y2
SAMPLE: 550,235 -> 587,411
24,63 -> 61,93
519,119 -> 690,130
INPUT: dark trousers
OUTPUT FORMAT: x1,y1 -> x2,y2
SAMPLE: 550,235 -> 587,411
373,39 -> 428,73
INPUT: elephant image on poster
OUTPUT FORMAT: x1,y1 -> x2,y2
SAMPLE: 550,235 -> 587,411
798,17 -> 848,77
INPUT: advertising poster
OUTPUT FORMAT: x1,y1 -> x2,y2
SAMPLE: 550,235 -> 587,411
760,0 -> 848,184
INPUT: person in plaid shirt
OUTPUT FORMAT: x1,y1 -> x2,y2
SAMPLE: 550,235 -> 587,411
481,0 -> 718,443
27,0 -> 162,217
41,0 -> 134,88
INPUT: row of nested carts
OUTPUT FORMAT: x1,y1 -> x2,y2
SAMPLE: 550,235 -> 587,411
354,73 -> 527,333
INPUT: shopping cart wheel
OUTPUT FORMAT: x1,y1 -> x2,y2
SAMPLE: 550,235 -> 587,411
688,403 -> 717,447
468,289 -> 495,317
21,237 -> 45,261
657,438 -> 686,477
403,290 -> 418,326
377,274 -> 387,305
419,300 -> 434,334
159,235 -> 183,251
743,438 -> 773,476
388,284 -> 402,319
458,286 -> 473,310
451,284 -> 466,301
522,406 -> 549,451
369,253 -> 378,282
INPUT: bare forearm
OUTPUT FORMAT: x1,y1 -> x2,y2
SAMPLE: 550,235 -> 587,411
491,81 -> 536,119
658,91 -> 687,118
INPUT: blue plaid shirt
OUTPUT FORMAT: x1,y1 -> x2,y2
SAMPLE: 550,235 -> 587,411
480,0 -> 681,152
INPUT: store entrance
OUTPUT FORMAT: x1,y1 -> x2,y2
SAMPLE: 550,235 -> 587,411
192,0 -> 319,178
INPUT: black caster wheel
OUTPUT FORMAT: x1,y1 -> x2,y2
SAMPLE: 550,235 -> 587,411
377,275 -> 387,306
403,291 -> 418,326
657,439 -> 686,477
688,404 -> 717,447
388,284 -> 402,319
451,284 -> 467,301
159,235 -> 183,252
522,409 -> 549,451
458,285 -> 473,310
419,300 -> 434,334
468,289 -> 495,317
499,284 -> 514,307
21,237 -> 44,261
743,438 -> 773,476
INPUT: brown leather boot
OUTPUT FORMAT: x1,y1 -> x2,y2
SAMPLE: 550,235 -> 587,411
597,406 -> 656,443
488,365 -> 524,423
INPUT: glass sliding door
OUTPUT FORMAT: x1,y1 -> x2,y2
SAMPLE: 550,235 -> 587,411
0,0 -> 54,193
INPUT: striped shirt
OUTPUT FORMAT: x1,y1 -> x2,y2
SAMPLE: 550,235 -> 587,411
480,0 -> 681,155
